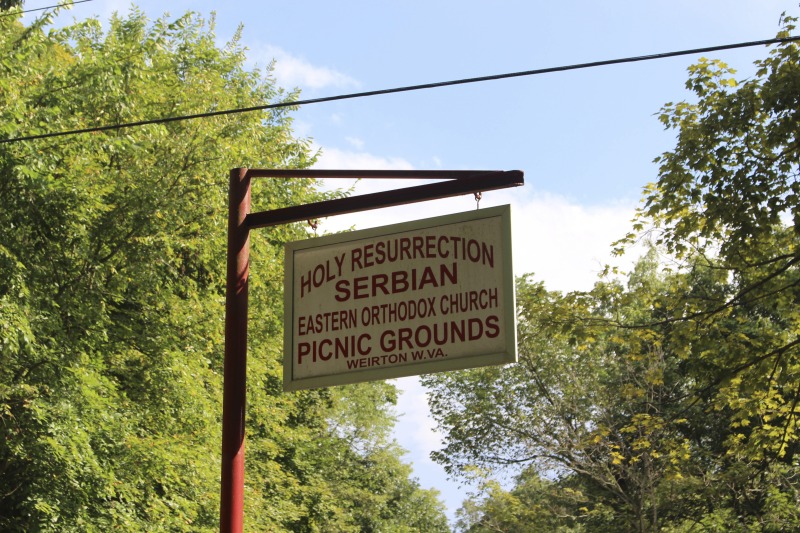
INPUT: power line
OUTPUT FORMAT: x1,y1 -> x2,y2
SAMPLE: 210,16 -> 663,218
0,0 -> 94,18
2,35 -> 798,145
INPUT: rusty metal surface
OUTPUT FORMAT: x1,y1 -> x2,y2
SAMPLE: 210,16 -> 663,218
220,168 -> 250,533
244,168 -> 511,180
245,170 -> 524,229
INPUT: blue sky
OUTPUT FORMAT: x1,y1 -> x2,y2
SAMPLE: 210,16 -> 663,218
30,0 -> 800,524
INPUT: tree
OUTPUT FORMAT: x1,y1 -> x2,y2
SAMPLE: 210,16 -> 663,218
626,15 -> 800,470
0,1 -> 23,12
0,7 -> 447,531
427,257 -> 697,532
425,15 -> 800,532
454,467 -> 599,533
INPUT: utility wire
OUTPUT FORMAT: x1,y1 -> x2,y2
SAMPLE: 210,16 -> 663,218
2,35 -> 798,145
0,0 -> 94,18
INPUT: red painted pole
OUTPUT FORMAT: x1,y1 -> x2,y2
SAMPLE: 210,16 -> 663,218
220,168 -> 250,533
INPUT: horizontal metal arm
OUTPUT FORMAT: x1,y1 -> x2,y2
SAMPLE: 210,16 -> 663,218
244,168 -> 515,180
245,169 -> 524,229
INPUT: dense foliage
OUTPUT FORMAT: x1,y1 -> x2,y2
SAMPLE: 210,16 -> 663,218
0,5 -> 448,531
426,16 -> 800,533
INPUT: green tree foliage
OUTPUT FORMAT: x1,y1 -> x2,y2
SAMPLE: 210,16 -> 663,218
426,16 -> 800,532
0,1 -> 24,12
454,468 -> 596,533
631,17 -> 800,469
428,260 -> 695,532
0,7 -> 448,531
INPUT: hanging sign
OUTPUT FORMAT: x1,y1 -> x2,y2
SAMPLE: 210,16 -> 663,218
283,205 -> 516,391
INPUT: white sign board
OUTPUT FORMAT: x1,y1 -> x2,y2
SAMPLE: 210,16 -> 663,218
283,205 -> 516,391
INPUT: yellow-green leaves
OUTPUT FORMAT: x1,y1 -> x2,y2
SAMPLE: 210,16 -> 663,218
0,8 -> 447,532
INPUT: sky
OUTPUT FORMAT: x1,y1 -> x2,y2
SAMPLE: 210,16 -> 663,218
26,0 -> 800,525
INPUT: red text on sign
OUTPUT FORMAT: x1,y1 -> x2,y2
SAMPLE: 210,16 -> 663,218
335,263 -> 457,302
380,315 -> 500,351
297,333 -> 372,365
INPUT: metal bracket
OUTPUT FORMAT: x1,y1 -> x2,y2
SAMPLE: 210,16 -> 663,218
242,168 -> 524,229
219,167 -> 524,533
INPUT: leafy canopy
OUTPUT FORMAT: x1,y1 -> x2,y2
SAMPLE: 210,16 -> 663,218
427,14 -> 800,533
0,5 -> 448,531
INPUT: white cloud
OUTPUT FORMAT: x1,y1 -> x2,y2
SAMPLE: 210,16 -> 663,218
255,45 -> 359,91
310,156 -> 642,292
345,136 -> 365,150
507,191 -> 641,292
290,118 -> 313,139
314,146 -> 415,172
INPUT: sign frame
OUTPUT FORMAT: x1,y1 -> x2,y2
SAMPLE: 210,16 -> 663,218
283,204 -> 517,391
220,168 -> 523,532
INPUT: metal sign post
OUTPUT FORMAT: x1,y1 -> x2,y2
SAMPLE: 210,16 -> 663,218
219,168 -> 250,533
219,168 -> 523,532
